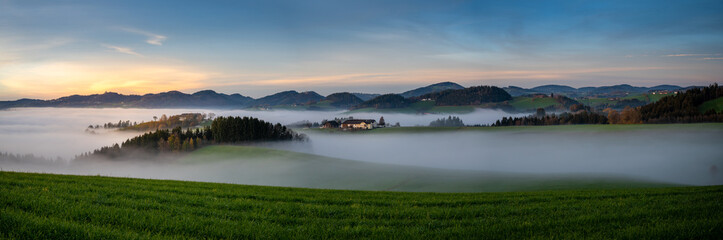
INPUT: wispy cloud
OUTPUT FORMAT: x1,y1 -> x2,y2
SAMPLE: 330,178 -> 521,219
119,27 -> 167,45
665,53 -> 719,57
102,44 -> 143,57
702,57 -> 723,60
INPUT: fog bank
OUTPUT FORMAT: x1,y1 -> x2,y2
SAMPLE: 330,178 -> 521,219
1,107 -> 721,188
0,107 -> 521,159
262,127 -> 723,186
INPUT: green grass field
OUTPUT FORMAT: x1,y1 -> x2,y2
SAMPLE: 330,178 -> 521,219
177,145 -> 671,192
508,96 -> 559,110
1,171 -> 720,239
700,96 -> 723,113
578,93 -> 673,109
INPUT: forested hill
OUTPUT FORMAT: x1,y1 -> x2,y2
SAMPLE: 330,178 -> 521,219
638,83 -> 723,123
251,91 -> 324,107
502,84 -> 697,98
353,94 -> 415,109
324,92 -> 364,108
416,86 -> 512,106
82,116 -> 304,159
492,84 -> 723,127
400,82 -> 464,98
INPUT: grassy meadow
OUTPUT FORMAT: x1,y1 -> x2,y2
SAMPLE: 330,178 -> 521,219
1,171 -> 721,239
700,96 -> 723,113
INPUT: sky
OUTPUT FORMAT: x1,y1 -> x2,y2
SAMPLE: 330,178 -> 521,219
1,0 -> 722,100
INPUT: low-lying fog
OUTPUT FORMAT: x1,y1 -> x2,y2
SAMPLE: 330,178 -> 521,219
265,129 -> 723,185
0,107 -> 520,159
1,107 -> 721,187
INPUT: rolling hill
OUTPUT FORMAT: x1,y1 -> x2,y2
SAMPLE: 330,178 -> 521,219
324,92 -> 364,108
0,90 -> 254,109
251,91 -> 324,107
350,92 -> 381,101
503,84 -> 694,98
417,86 -> 512,106
400,82 -> 465,98
352,94 -> 414,109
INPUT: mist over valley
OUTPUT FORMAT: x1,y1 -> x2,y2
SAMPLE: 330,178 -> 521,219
2,107 -> 720,190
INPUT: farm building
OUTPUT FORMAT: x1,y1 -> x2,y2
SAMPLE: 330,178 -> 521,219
341,119 -> 376,130
322,121 -> 340,128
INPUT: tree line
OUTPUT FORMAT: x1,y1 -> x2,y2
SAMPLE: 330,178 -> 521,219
81,116 -> 304,159
493,111 -> 608,126
123,113 -> 210,131
429,116 -> 465,127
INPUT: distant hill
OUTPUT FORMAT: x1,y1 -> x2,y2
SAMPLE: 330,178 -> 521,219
252,91 -> 324,107
135,90 -> 253,108
503,86 -> 538,97
353,94 -> 414,109
503,84 -> 694,97
324,92 -> 364,108
531,85 -> 577,94
351,93 -> 381,101
417,86 -> 512,106
0,90 -> 253,109
400,82 -> 464,98
0,82 -> 706,111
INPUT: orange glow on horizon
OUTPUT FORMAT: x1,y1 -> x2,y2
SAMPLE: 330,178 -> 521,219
0,62 -> 210,100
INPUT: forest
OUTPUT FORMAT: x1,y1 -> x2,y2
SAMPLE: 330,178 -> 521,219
493,111 -> 609,126
353,94 -> 414,109
82,116 -> 304,159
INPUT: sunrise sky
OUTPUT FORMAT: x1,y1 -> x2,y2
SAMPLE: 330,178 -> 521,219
1,0 -> 722,100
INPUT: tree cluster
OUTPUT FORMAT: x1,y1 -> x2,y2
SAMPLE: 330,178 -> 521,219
287,120 -> 320,128
429,116 -> 465,127
417,86 -> 512,106
123,113 -> 209,131
493,111 -> 608,126
83,126 -> 213,159
83,116 -> 303,159
89,120 -> 137,129
1,152 -> 61,163
210,116 -> 305,143
603,107 -> 643,124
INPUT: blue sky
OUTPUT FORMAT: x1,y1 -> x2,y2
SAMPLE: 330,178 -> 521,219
1,0 -> 722,99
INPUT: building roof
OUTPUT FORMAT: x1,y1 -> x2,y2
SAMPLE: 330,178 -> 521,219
342,119 -> 376,124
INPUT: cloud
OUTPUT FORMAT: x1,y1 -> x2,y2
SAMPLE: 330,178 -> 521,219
102,44 -> 143,57
119,27 -> 167,45
665,53 -> 719,57
702,57 -> 723,60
